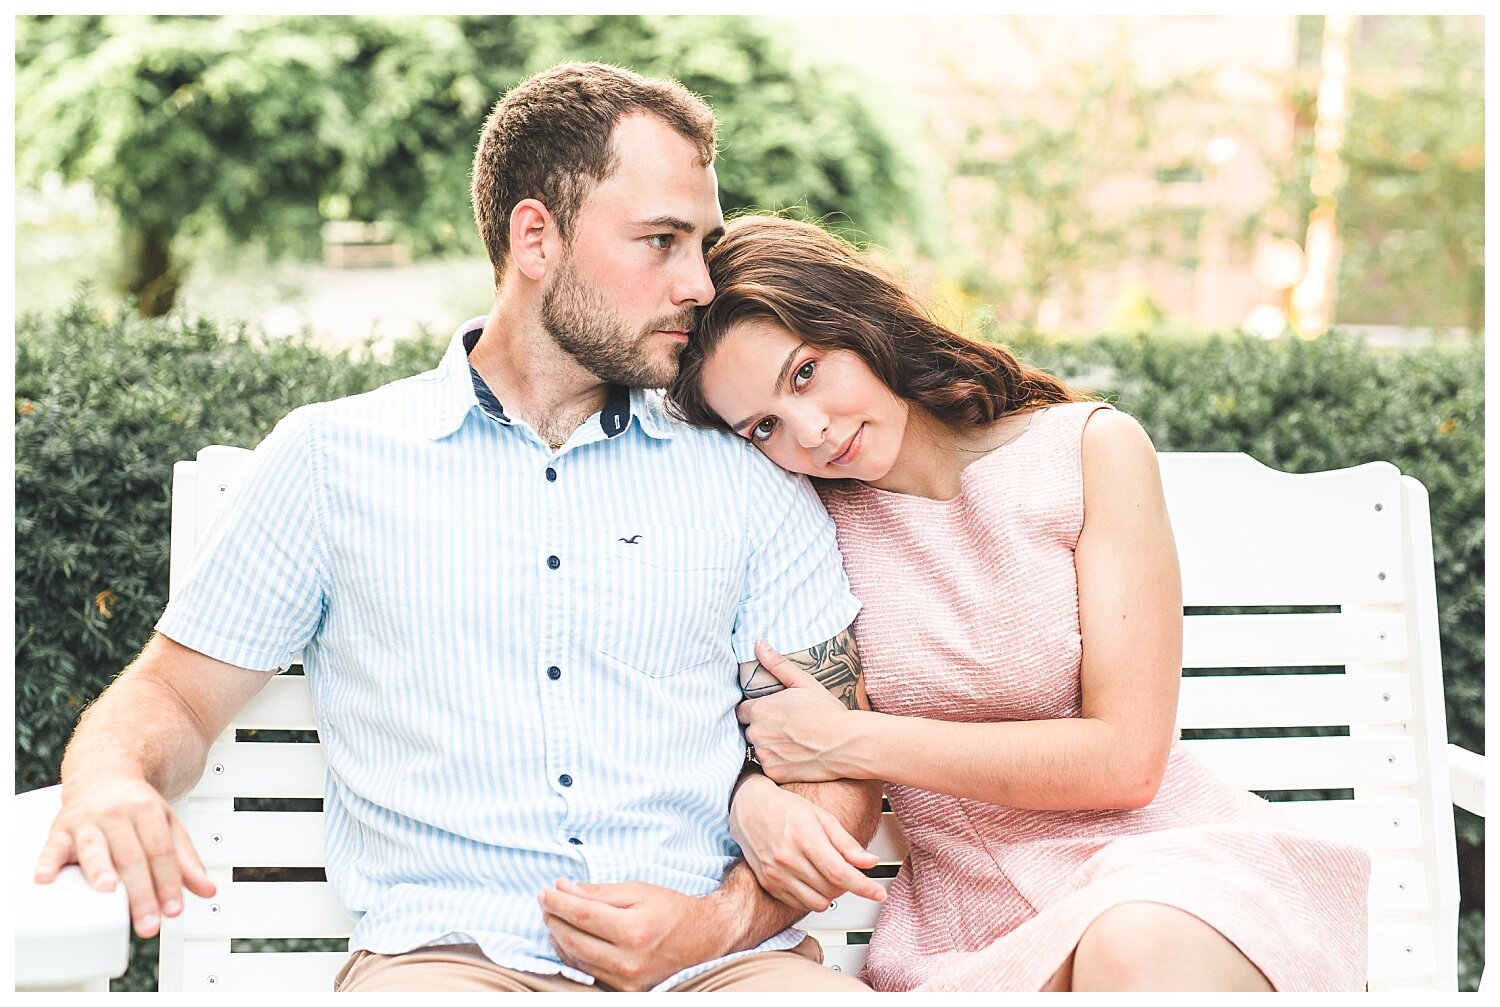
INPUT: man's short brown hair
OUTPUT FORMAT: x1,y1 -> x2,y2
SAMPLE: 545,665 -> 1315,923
472,62 -> 718,287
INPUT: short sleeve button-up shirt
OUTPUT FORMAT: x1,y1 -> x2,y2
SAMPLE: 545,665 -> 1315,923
156,318 -> 862,989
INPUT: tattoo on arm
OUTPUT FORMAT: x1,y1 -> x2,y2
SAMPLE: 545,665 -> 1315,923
739,626 -> 865,710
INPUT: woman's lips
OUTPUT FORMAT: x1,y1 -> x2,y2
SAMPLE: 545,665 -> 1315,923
831,424 -> 864,466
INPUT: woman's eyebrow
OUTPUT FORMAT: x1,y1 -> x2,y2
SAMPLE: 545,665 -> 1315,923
728,343 -> 807,433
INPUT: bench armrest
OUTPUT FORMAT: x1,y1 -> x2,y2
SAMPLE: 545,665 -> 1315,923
1448,744 -> 1486,817
13,785 -> 131,992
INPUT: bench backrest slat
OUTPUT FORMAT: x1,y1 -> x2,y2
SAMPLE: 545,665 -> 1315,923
178,947 -> 349,994
1182,611 -> 1407,667
1161,454 -> 1405,606
1179,671 -> 1411,728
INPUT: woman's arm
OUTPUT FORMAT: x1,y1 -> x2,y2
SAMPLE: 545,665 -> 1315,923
740,410 -> 1184,811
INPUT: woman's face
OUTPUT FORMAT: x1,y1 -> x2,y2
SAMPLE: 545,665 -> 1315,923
699,317 -> 909,481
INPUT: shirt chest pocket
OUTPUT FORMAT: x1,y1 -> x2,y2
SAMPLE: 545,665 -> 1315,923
586,527 -> 740,679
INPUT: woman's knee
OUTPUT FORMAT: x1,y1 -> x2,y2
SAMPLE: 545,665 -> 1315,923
1072,902 -> 1178,989
1070,901 -> 1270,992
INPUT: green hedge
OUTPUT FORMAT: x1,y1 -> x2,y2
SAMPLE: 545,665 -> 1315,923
15,301 -> 1483,989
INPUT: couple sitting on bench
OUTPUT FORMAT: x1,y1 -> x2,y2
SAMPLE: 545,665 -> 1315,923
33,61 -> 1369,993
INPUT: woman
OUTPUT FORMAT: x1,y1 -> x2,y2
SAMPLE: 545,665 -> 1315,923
667,216 -> 1370,992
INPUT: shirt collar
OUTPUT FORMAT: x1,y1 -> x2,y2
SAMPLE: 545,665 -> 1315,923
427,318 -> 488,440
627,386 -> 677,441
427,317 -> 676,442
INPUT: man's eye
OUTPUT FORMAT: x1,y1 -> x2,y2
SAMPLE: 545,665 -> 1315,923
647,234 -> 673,251
751,417 -> 777,442
793,360 -> 816,387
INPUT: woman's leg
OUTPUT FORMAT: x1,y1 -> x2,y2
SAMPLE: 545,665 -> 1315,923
1040,951 -> 1076,992
1066,902 -> 1273,992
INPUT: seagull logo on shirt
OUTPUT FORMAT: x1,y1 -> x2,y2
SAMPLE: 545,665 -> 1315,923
619,535 -> 642,544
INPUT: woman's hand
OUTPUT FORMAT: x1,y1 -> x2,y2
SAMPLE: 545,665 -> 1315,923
728,773 -> 885,914
737,640 -> 863,784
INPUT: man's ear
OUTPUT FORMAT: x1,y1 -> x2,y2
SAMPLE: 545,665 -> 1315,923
509,199 -> 554,282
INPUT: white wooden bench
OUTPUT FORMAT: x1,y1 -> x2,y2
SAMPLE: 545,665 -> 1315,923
14,448 -> 1486,992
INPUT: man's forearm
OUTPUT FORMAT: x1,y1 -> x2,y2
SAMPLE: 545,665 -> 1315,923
709,776 -> 884,954
62,634 -> 267,801
63,673 -> 217,799
783,778 -> 883,847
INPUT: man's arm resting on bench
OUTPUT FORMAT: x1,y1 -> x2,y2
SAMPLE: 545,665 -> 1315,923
34,633 -> 274,939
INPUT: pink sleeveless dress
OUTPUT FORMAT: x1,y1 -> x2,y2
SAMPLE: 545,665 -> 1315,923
816,402 -> 1370,992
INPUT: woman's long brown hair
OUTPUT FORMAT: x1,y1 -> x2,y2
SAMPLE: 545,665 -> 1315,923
667,215 -> 1088,432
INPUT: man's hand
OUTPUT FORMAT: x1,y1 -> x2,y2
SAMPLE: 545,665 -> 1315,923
729,774 -> 885,914
33,634 -> 270,939
34,774 -> 215,939
538,879 -> 731,991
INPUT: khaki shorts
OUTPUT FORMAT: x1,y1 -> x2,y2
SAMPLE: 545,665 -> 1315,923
333,936 -> 871,992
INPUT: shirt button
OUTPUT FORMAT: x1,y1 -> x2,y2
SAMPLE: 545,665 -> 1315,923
547,555 -> 560,570
558,774 -> 573,787
545,467 -> 558,482
568,837 -> 583,846
547,666 -> 561,680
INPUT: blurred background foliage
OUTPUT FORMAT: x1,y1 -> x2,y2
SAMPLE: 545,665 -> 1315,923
949,54 -> 1233,330
1281,15 -> 1484,331
15,13 -> 936,316
13,15 -> 1482,337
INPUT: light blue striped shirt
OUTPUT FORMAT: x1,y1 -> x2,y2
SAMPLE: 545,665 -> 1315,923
156,318 -> 861,989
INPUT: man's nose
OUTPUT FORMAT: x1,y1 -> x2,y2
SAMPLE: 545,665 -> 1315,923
675,247 -> 715,307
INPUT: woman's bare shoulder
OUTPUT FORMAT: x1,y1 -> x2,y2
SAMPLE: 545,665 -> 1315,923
1080,408 -> 1164,500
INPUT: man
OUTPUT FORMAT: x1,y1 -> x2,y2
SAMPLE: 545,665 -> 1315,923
33,63 -> 883,992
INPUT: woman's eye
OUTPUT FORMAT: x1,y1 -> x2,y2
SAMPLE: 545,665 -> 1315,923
751,417 -> 778,442
793,360 -> 816,388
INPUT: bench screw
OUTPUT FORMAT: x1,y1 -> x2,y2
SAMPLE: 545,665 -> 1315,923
1398,882 -> 1406,890
1386,755 -> 1396,764
1377,572 -> 1387,581
1392,819 -> 1401,828
212,763 -> 225,776
831,966 -> 842,972
217,485 -> 227,494
211,833 -> 222,845
209,903 -> 221,915
207,976 -> 218,986
828,900 -> 838,910
1378,632 -> 1387,641
1374,503 -> 1383,511
1381,693 -> 1391,702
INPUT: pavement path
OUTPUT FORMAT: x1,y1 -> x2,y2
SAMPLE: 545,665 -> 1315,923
190,259 -> 496,352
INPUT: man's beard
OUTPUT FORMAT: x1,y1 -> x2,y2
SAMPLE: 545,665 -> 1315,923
540,255 -> 690,389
